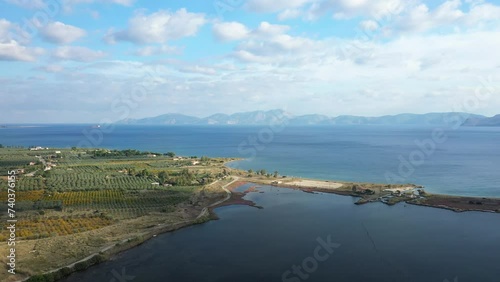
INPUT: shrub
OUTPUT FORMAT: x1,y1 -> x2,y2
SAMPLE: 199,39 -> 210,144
27,273 -> 55,282
58,267 -> 73,277
74,261 -> 90,271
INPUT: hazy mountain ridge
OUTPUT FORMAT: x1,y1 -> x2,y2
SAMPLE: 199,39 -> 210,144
117,110 -> 491,126
462,114 -> 500,127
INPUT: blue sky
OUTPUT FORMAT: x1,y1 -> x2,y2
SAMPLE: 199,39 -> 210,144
1,0 -> 500,123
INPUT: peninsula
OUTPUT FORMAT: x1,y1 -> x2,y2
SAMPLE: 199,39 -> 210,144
0,147 -> 499,282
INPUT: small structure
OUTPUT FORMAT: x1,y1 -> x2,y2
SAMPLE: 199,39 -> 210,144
147,154 -> 157,158
29,162 -> 36,166
151,182 -> 160,185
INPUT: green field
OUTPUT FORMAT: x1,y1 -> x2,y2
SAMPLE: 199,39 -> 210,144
0,147 -> 232,241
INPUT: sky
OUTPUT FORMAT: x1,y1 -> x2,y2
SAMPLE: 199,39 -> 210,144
0,0 -> 500,123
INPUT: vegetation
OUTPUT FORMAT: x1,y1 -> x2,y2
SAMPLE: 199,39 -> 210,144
25,255 -> 106,282
0,148 -> 234,241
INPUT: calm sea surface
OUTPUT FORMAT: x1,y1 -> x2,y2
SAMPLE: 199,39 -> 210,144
1,124 -> 499,197
2,125 -> 500,282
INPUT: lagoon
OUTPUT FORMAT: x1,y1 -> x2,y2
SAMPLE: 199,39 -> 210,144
61,184 -> 500,282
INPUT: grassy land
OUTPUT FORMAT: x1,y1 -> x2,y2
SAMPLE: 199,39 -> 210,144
0,147 -> 237,281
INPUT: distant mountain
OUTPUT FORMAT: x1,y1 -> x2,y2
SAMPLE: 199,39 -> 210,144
331,113 -> 486,125
201,109 -> 294,125
462,114 -> 500,127
118,114 -> 201,125
117,110 -> 489,126
289,114 -> 332,125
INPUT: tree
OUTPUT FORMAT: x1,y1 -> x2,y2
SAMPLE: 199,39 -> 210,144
273,171 -> 279,178
259,169 -> 266,176
0,144 -> 3,148
248,169 -> 253,174
139,169 -> 150,177
158,171 -> 169,184
165,152 -> 176,157
127,168 -> 136,176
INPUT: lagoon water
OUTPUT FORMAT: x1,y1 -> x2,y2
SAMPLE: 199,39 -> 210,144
60,184 -> 500,282
2,125 -> 500,281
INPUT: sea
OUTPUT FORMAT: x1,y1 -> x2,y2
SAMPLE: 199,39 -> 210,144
1,124 -> 500,282
2,124 -> 499,197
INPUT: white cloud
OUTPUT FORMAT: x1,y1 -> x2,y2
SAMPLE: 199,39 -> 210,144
464,2 -> 500,25
212,21 -> 314,63
278,9 -> 303,20
39,21 -> 86,44
4,0 -> 46,9
211,21 -> 315,63
61,0 -> 135,12
360,20 -> 380,31
397,1 -> 464,32
0,40 -> 43,61
0,18 -> 42,61
0,18 -> 31,44
213,22 -> 250,41
38,64 -> 65,73
5,27 -> 500,121
0,19 -> 14,43
105,9 -> 206,44
328,0 -> 406,19
247,0 -> 408,20
395,1 -> 500,33
5,0 -> 134,11
254,21 -> 290,37
134,45 -> 180,56
212,21 -> 291,42
246,0 -> 313,13
178,65 -> 217,76
52,46 -> 106,62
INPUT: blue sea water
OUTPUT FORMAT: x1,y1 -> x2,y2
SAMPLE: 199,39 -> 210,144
1,124 -> 499,197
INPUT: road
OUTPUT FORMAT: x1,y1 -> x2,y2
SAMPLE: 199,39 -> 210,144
196,176 -> 238,219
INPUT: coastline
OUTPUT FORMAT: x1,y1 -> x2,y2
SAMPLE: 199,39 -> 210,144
12,178 -> 238,282
235,175 -> 500,213
6,160 -> 500,282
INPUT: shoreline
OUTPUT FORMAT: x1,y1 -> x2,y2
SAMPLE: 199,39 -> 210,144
14,178 -> 239,282
8,160 -> 500,281
225,159 -> 500,213
229,173 -> 500,214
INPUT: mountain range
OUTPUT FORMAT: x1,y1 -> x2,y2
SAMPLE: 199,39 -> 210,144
461,114 -> 500,127
117,110 -> 497,126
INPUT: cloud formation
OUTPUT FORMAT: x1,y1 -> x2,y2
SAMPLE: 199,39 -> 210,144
39,21 -> 86,44
52,46 -> 106,61
1,0 -> 500,122
104,9 -> 206,44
